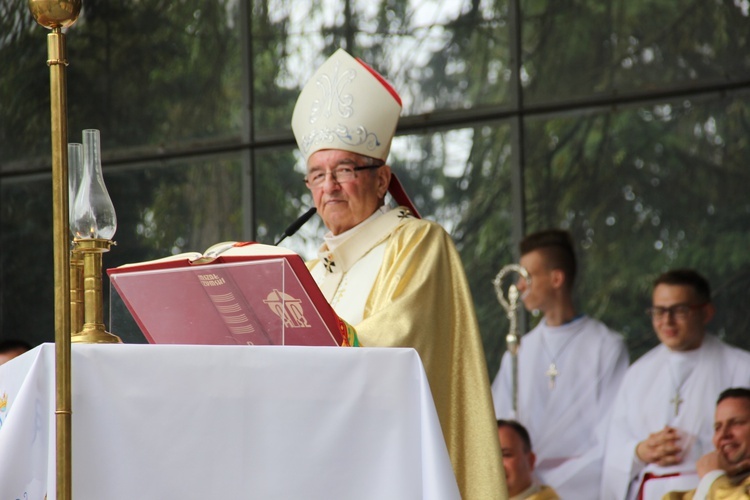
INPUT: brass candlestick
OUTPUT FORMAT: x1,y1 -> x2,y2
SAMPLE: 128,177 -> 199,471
70,250 -> 85,335
70,129 -> 120,344
28,1 -> 82,499
71,239 -> 121,343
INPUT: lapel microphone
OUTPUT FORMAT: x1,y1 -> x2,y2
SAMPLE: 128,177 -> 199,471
275,207 -> 317,245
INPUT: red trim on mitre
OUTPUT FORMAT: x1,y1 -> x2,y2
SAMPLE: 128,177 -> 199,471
352,57 -> 415,217
355,57 -> 402,107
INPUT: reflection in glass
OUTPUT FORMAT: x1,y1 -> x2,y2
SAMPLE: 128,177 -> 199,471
522,0 -> 750,104
68,142 -> 83,235
523,93 -> 750,358
254,0 -> 513,135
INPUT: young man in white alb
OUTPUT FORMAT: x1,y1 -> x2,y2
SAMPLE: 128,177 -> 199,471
492,229 -> 629,499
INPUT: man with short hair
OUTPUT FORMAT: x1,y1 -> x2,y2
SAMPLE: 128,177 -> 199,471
663,387 -> 750,499
292,48 -> 506,499
601,270 -> 750,500
492,229 -> 629,499
498,420 -> 560,500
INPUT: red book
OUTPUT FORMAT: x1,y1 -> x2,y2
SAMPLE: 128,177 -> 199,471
107,242 -> 350,346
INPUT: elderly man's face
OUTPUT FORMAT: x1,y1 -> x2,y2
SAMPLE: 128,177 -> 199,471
306,149 -> 390,235
713,396 -> 750,468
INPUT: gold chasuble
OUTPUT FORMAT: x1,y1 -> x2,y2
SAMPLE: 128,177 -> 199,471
309,206 -> 507,500
663,473 -> 750,500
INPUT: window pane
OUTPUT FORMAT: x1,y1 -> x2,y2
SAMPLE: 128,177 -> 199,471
107,155 -> 245,265
254,0 -> 513,137
1,0 -> 243,162
523,91 -> 750,359
0,177 -> 54,345
0,154 -> 245,342
253,146 -> 318,249
522,0 -> 750,104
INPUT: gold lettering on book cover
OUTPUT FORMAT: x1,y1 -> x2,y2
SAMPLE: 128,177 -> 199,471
198,273 -> 256,335
264,289 -> 310,328
197,273 -> 226,287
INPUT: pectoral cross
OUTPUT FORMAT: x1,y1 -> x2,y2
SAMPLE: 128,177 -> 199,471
670,391 -> 684,417
546,363 -> 559,390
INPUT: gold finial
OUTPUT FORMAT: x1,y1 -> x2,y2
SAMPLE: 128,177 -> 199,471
28,0 -> 82,29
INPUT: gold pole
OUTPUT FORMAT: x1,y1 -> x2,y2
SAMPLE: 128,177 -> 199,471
49,27 -> 73,500
28,2 -> 82,499
49,28 -> 73,500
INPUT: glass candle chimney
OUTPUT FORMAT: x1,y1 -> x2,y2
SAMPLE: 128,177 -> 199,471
71,129 -> 117,240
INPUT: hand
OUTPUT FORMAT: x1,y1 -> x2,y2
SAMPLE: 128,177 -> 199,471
636,426 -> 684,466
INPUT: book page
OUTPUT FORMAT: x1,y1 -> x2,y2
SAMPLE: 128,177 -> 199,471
115,242 -> 298,269
116,252 -> 203,268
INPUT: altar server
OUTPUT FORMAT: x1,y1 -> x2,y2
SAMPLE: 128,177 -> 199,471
492,229 -> 629,499
601,269 -> 750,500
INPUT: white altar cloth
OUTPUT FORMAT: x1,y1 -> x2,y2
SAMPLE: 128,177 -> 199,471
0,343 -> 459,500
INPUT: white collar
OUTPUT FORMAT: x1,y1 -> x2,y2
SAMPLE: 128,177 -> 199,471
323,206 -> 389,252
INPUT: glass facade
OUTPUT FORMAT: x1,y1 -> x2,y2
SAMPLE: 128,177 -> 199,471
2,0 -> 748,375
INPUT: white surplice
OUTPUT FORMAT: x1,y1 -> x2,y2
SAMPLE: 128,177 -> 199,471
492,316 -> 629,500
600,334 -> 750,500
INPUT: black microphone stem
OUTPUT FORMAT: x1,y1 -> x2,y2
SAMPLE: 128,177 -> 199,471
275,207 -> 317,245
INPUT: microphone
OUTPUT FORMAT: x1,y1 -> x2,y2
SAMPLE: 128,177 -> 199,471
275,207 -> 317,245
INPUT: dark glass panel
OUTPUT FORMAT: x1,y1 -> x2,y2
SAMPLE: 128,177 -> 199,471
0,177 -> 55,345
105,155 -> 244,268
0,154 -> 244,342
253,147 -> 317,248
522,0 -> 750,104
1,0 -> 243,163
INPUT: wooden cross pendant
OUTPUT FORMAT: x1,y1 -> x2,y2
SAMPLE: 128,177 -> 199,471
670,392 -> 684,417
546,363 -> 559,390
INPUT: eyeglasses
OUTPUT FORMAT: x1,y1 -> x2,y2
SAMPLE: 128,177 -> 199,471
304,163 -> 383,188
646,303 -> 708,321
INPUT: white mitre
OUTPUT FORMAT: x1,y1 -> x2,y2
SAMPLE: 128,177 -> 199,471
292,48 -> 402,163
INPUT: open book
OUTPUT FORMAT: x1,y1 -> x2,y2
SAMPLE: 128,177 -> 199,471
107,242 -> 351,347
